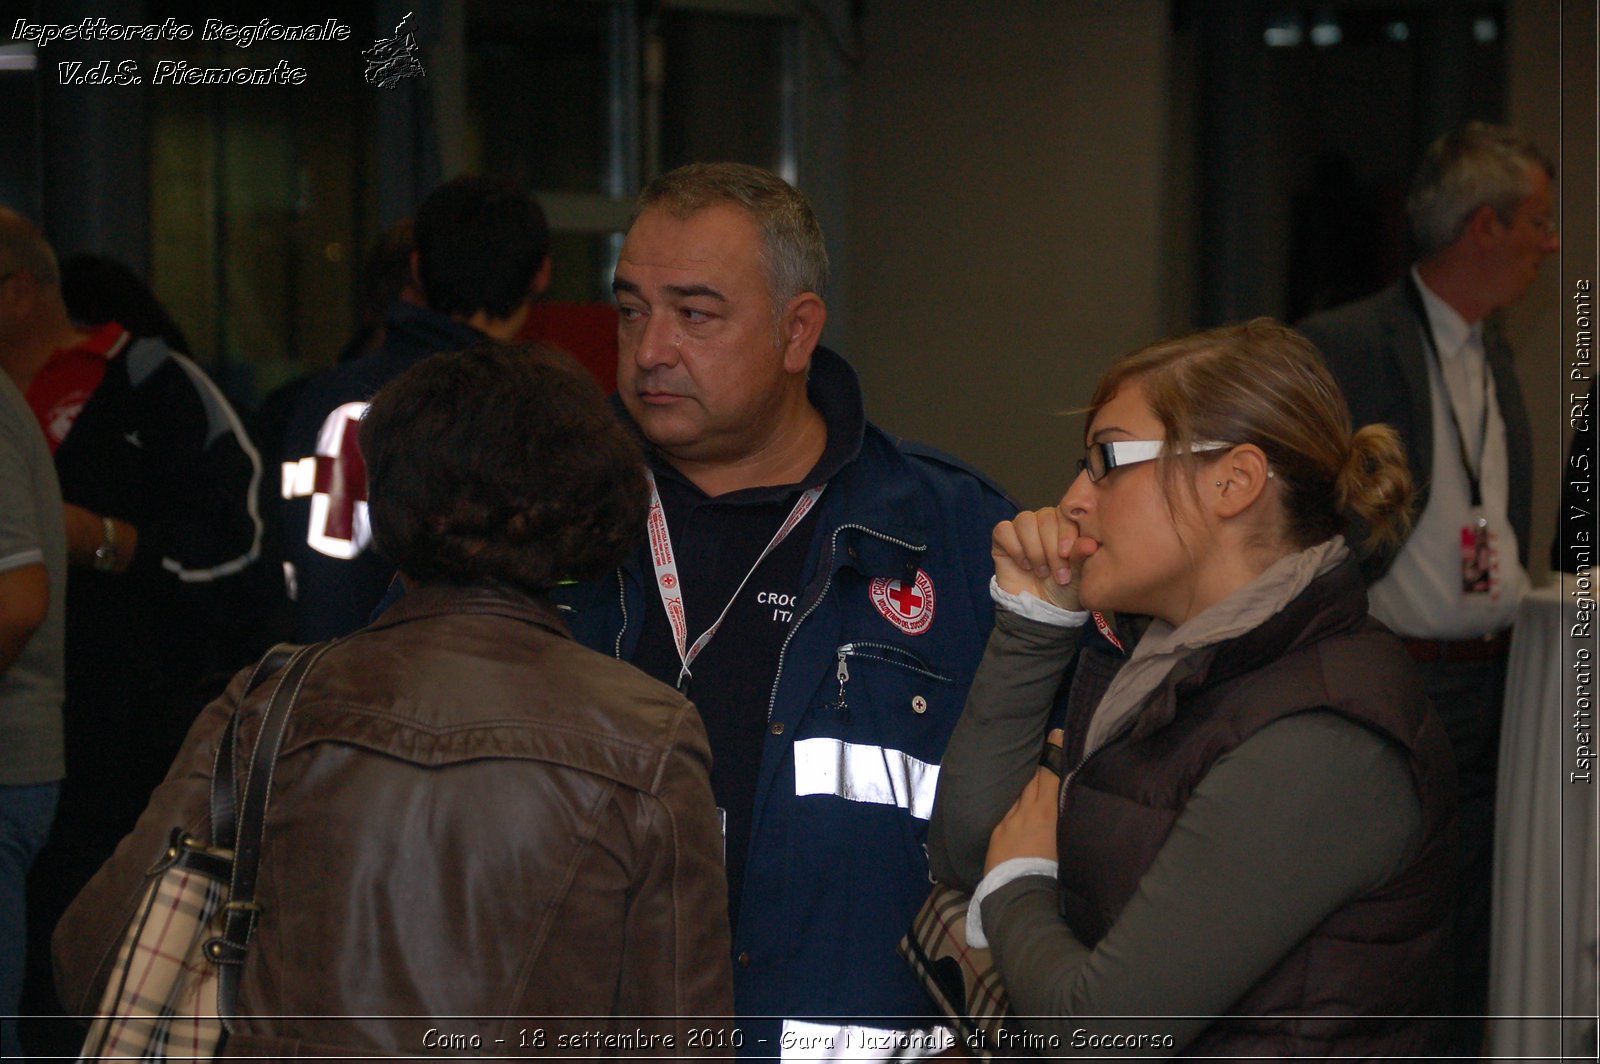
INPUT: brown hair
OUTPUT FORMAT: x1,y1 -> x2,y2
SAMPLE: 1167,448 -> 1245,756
1090,318 -> 1413,554
360,342 -> 647,593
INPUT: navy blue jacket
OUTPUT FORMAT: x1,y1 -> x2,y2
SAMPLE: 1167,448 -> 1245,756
555,349 -> 1017,1046
279,302 -> 483,641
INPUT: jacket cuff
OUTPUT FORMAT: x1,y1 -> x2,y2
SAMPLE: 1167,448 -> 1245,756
990,576 -> 1090,627
966,856 -> 1058,948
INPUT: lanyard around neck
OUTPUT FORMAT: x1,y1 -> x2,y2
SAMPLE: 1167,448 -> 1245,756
644,469 -> 825,691
1403,275 -> 1492,508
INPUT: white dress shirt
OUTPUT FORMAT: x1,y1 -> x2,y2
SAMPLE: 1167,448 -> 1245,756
1367,269 -> 1527,638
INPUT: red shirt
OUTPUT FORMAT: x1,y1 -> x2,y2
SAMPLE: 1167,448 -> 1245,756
26,322 -> 130,452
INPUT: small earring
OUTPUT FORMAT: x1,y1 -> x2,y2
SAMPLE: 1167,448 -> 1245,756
1267,470 -> 1276,479
1214,480 -> 1223,488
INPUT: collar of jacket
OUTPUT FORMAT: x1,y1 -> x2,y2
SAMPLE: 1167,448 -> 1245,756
1341,281 -> 1434,584
381,299 -> 487,360
364,581 -> 571,639
612,345 -> 935,584
1121,555 -> 1372,744
1382,274 -> 1517,501
1383,278 -> 1437,429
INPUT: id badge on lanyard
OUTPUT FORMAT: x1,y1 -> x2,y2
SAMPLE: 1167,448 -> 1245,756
1460,511 -> 1497,599
1406,278 -> 1498,602
643,469 -> 824,693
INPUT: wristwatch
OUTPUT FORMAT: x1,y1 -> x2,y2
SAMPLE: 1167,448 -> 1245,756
93,515 -> 119,572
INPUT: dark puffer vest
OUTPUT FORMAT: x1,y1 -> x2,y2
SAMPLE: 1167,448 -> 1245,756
1057,559 -> 1457,1058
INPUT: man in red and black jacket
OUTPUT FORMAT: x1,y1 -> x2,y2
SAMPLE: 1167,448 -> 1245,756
0,206 -> 267,1056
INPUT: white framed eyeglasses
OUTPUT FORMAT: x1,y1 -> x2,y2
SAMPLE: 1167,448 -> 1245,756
1076,439 -> 1232,483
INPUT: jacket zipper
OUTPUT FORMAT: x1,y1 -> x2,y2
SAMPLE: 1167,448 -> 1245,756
835,640 -> 954,683
766,523 -> 927,723
612,569 -> 628,660
831,654 -> 850,717
828,645 -> 951,719
1058,719 -> 1136,818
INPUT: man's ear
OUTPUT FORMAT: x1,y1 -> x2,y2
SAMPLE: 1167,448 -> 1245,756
1466,203 -> 1507,248
531,255 -> 552,297
779,292 -> 827,374
1212,444 -> 1271,519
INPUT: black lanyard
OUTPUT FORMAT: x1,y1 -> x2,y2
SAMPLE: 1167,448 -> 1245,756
1404,276 -> 1491,508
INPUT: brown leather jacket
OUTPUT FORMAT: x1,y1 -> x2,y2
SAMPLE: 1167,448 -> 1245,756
54,585 -> 733,1057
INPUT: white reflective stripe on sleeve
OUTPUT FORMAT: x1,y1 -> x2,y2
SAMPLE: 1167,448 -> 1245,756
792,737 -> 940,821
158,350 -> 264,583
779,1020 -> 954,1061
307,495 -> 370,560
304,401 -> 373,559
282,457 -> 317,499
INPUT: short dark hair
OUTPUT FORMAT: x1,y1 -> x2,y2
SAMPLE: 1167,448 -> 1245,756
636,163 -> 828,312
360,343 -> 646,593
59,254 -> 192,355
413,175 -> 549,319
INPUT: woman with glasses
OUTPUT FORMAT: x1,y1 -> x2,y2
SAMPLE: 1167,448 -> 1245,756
926,319 -> 1455,1058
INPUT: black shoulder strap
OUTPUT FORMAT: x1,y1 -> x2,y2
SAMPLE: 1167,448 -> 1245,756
211,641 -> 333,1026
209,643 -> 299,854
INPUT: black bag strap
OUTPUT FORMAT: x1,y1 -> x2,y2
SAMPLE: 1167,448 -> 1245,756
209,643 -> 298,853
209,641 -> 333,1025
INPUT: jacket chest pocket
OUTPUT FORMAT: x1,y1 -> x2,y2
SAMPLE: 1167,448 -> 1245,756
818,641 -> 955,726
791,642 -> 956,826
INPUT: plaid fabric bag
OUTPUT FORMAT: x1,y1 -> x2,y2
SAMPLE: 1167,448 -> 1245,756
78,831 -> 231,1058
899,882 -> 1031,1059
77,642 -> 322,1061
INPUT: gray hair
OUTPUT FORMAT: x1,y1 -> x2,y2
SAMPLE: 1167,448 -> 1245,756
1407,122 -> 1554,258
0,208 -> 61,287
635,163 -> 829,315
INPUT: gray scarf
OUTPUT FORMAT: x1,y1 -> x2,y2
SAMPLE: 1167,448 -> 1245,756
1081,536 -> 1351,756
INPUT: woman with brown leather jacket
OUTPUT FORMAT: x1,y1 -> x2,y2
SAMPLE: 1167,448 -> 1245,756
54,343 -> 732,1057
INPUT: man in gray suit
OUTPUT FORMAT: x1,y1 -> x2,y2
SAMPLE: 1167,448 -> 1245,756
1298,121 -> 1557,1058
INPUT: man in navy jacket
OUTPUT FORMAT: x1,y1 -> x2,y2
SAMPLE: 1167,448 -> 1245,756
280,176 -> 549,641
555,163 -> 1015,1054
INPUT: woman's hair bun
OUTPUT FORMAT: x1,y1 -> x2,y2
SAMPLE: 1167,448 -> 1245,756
1337,423 -> 1415,553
